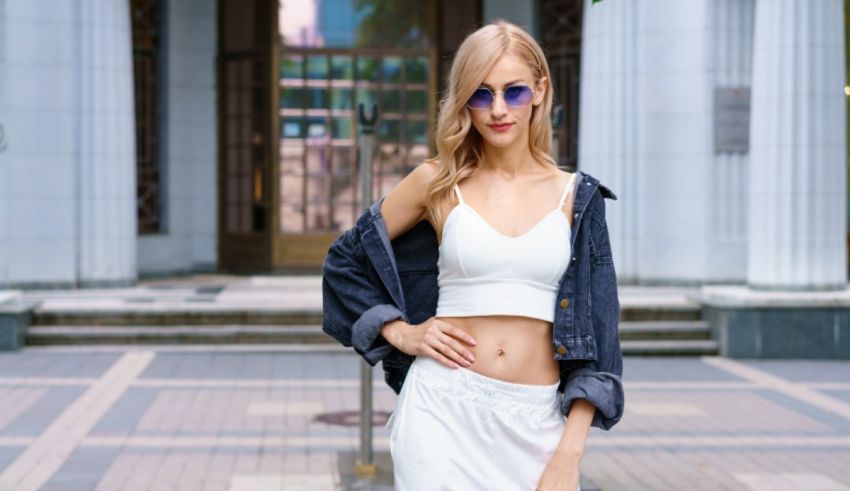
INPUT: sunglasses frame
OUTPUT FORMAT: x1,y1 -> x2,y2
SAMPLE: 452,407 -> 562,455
465,84 -> 536,110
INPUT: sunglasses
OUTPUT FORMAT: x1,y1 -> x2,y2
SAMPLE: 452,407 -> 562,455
466,84 -> 535,110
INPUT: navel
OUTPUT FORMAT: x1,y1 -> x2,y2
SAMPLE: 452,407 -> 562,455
496,347 -> 506,356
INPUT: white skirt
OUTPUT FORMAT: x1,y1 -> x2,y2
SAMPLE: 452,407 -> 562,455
386,356 -> 581,491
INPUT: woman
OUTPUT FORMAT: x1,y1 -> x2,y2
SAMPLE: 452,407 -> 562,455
322,20 -> 624,491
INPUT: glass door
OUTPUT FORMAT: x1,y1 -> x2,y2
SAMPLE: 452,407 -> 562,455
274,0 -> 437,269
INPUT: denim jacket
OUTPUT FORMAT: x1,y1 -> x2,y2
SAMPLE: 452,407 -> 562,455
321,169 -> 624,430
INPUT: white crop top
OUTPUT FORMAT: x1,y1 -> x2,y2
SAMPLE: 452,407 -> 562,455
435,173 -> 577,323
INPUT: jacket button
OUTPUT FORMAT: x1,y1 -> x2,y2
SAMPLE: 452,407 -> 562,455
571,256 -> 577,262
559,298 -> 570,308
556,345 -> 567,355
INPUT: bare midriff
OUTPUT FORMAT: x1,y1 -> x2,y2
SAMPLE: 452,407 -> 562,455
435,315 -> 560,386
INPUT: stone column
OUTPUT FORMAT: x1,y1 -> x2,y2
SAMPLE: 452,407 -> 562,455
747,0 -> 847,290
76,0 -> 138,285
578,0 -> 640,280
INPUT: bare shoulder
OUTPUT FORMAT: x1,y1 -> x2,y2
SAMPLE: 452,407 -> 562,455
380,161 -> 439,241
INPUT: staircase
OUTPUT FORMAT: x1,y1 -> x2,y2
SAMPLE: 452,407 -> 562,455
21,280 -> 719,356
618,296 -> 718,356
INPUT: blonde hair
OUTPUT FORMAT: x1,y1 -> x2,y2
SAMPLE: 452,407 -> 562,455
424,20 -> 557,234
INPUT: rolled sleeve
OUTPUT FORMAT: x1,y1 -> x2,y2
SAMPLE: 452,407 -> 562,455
322,228 -> 408,367
560,365 -> 624,430
351,303 -> 406,366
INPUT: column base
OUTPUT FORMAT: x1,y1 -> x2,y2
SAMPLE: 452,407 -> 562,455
690,286 -> 850,359
0,292 -> 37,351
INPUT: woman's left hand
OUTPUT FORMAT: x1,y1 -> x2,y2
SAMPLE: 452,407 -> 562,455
535,454 -> 580,491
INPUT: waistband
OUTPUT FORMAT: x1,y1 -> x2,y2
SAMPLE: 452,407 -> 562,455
410,356 -> 561,410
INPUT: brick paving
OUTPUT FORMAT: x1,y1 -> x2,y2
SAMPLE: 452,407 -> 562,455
0,346 -> 846,490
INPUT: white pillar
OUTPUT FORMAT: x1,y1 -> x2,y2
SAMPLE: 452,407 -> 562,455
578,0 -> 639,280
76,0 -> 137,284
747,0 -> 847,290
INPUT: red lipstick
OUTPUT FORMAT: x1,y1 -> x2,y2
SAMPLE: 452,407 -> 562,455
488,123 -> 514,132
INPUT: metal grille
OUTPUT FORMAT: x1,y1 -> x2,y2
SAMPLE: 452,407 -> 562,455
132,0 -> 163,233
278,48 -> 433,234
540,0 -> 584,170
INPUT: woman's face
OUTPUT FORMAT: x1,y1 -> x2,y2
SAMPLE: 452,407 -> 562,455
467,54 -> 547,151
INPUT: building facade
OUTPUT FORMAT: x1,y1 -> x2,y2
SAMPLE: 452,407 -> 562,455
0,0 -> 847,290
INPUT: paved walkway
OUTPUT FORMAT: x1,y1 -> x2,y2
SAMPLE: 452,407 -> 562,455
0,345 -> 848,490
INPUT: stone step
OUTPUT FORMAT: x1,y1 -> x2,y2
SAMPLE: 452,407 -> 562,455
31,309 -> 323,327
33,306 -> 701,327
619,320 -> 711,340
620,304 -> 702,322
28,324 -> 719,357
26,325 -> 336,345
620,339 -> 719,356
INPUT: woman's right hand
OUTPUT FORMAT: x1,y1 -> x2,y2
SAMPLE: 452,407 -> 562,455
381,317 -> 477,369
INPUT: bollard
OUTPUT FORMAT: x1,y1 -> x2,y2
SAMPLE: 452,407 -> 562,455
355,101 -> 380,476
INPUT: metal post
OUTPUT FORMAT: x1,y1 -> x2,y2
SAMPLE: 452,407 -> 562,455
355,102 -> 379,476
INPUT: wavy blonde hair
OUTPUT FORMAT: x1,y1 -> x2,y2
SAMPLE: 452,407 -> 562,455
424,20 -> 557,234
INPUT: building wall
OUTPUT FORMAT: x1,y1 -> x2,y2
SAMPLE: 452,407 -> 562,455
0,1 -> 137,287
484,0 -> 537,38
137,0 -> 218,275
580,0 -> 759,285
709,0 -> 755,281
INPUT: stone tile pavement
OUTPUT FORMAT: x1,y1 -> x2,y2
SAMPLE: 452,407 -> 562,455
0,345 -> 848,490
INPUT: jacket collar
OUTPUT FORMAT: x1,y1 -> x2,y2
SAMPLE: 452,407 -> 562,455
358,169 -> 606,312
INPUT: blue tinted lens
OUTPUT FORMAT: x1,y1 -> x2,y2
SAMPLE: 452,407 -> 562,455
504,85 -> 533,106
467,89 -> 493,109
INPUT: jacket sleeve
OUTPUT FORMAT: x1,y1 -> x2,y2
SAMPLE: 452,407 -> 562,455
321,225 -> 408,367
560,190 -> 625,430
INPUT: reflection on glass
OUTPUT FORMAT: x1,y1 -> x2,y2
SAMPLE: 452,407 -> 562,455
278,2 -> 435,235
331,55 -> 353,79
306,176 -> 329,203
330,88 -> 352,110
382,57 -> 402,82
305,117 -> 327,138
409,143 -> 429,161
405,90 -> 427,112
379,120 -> 400,141
355,88 -> 378,108
281,117 -> 302,138
333,147 -> 354,175
332,117 -> 352,139
306,55 -> 328,79
306,88 -> 327,109
405,120 -> 427,145
280,87 -> 304,109
380,90 -> 400,112
279,0 -> 434,49
405,56 -> 428,83
356,57 -> 380,81
280,202 -> 304,233
332,205 -> 354,232
281,55 -> 303,78
306,205 -> 331,231
306,146 -> 330,175
280,145 -> 304,175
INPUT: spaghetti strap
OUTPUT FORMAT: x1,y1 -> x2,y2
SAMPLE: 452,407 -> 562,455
453,184 -> 465,205
556,172 -> 577,209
